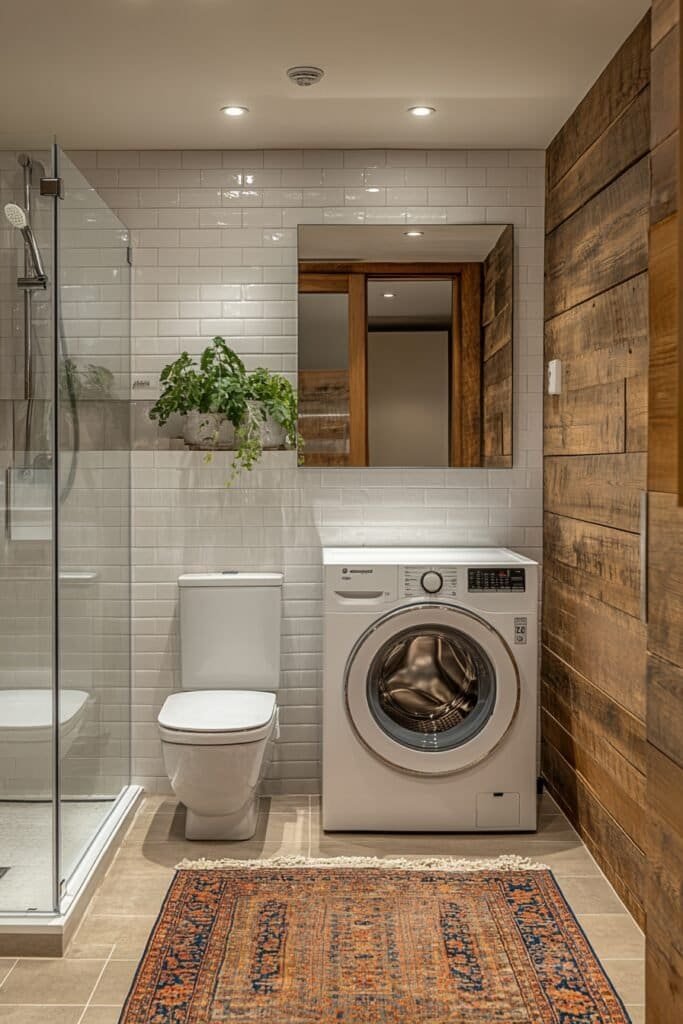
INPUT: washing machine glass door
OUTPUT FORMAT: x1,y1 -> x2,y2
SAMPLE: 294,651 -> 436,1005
344,602 -> 519,775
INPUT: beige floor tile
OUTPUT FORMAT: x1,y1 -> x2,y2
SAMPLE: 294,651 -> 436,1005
80,1008 -> 122,1024
72,915 -> 159,961
577,914 -> 645,960
554,875 -> 627,915
624,1004 -> 645,1023
65,942 -> 114,961
536,814 -> 579,841
88,872 -> 172,917
0,959 -> 104,1005
0,962 -> 16,987
0,1008 -> 85,1023
91,960 -> 138,1005
601,959 -> 645,1006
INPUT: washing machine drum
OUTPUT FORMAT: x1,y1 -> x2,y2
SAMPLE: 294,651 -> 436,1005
344,603 -> 519,775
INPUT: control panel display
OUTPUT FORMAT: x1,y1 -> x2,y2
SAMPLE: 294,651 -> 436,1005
402,566 -> 458,598
468,567 -> 526,592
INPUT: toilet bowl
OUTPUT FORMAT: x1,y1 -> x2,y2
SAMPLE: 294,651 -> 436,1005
159,690 -> 278,840
158,571 -> 283,840
0,688 -> 90,799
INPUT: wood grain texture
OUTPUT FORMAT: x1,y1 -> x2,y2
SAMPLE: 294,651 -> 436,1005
542,575 -> 647,720
544,453 -> 646,532
449,276 -> 463,466
625,371 -> 648,451
647,653 -> 683,769
543,512 -> 641,617
481,226 -> 512,468
544,273 -> 648,389
542,742 -> 646,925
648,214 -> 679,491
651,22 -> 680,148
298,272 -> 348,293
648,490 -> 683,668
545,157 -> 649,319
652,0 -> 679,48
546,14 -> 650,189
651,130 -> 679,223
460,263 -> 482,467
347,273 -> 368,466
546,86 -> 650,233
543,380 -> 625,456
298,261 -> 468,277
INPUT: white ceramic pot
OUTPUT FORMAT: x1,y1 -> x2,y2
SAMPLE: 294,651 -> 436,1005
183,410 -> 236,449
250,403 -> 287,449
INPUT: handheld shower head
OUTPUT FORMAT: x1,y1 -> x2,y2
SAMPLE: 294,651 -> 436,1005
4,202 -> 47,284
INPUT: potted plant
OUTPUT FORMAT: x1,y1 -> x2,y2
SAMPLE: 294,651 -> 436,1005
149,337 -> 301,482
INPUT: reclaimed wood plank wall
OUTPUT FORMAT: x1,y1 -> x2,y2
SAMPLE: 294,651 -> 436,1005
481,224 -> 513,468
542,13 -> 651,925
646,0 -> 683,1018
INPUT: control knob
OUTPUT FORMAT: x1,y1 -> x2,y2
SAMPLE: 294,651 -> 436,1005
420,570 -> 443,594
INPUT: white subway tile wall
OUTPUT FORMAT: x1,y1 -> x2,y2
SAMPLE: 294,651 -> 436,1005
84,148 -> 545,795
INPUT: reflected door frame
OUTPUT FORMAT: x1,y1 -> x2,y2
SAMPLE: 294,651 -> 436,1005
298,261 -> 482,467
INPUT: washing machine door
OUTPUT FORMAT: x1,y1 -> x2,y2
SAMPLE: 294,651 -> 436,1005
344,602 -> 519,775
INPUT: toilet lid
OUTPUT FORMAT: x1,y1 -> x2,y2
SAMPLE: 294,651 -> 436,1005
158,690 -> 276,734
0,689 -> 89,730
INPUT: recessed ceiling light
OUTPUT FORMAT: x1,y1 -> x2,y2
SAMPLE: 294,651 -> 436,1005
366,187 -> 381,193
221,105 -> 249,117
383,292 -> 395,299
403,230 -> 424,237
408,105 -> 436,117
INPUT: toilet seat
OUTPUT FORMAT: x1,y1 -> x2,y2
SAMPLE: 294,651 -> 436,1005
158,690 -> 277,746
0,689 -> 89,743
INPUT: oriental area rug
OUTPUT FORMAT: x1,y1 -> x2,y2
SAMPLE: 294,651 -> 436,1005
118,856 -> 631,1024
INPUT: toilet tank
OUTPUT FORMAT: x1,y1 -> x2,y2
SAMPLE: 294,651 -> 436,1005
178,572 -> 283,691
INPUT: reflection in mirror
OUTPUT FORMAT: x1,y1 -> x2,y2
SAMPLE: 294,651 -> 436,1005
298,224 -> 514,468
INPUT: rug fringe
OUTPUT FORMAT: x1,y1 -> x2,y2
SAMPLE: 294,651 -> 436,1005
175,853 -> 549,871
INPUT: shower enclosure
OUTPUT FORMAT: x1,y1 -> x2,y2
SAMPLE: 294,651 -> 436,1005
0,141 -> 137,946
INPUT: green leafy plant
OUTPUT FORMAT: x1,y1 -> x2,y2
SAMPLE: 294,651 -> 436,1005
149,336 -> 302,483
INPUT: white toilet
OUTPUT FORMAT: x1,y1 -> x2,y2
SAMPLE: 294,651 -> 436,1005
158,571 -> 282,840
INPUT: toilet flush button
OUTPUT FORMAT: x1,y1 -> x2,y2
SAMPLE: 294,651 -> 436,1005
421,570 -> 443,594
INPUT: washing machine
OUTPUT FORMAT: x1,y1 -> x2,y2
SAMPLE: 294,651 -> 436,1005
322,547 -> 539,832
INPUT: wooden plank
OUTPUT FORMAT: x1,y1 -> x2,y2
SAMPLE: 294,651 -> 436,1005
542,646 -> 646,773
651,23 -> 680,149
483,303 -> 512,361
648,490 -> 683,667
544,380 -> 625,455
626,372 -> 648,451
648,653 -> 683,769
647,917 -> 683,1024
651,132 -> 679,223
544,453 -> 646,532
545,157 -> 649,319
649,215 -> 679,491
347,273 -> 368,466
646,745 -> 683,952
482,224 -> 513,326
541,710 -> 647,850
542,574 -> 647,719
460,263 -> 482,467
450,276 -> 463,466
546,14 -> 651,189
544,512 -> 641,618
298,272 -> 348,293
652,0 -> 679,48
542,741 -> 646,922
482,344 -> 512,465
544,273 -> 648,390
546,87 -> 650,233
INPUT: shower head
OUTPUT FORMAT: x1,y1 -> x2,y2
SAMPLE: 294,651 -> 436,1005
4,202 -> 47,284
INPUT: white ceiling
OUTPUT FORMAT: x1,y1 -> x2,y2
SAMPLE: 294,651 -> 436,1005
0,0 -> 649,150
299,224 -> 506,261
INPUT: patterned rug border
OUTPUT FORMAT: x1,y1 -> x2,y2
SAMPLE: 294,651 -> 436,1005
175,853 -> 549,871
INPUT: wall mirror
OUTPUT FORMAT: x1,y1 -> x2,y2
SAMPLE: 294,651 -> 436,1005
298,223 -> 514,468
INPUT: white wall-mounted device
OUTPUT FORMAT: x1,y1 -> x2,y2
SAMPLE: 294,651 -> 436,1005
547,359 -> 562,395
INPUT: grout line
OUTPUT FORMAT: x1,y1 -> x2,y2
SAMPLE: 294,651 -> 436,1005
75,943 -> 115,1024
0,959 -> 18,992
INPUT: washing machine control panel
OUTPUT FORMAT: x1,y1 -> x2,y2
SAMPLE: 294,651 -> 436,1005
402,566 -> 458,598
468,567 -> 526,592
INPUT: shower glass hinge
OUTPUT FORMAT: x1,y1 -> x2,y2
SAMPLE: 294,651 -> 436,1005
40,176 -> 64,199
127,245 -> 134,266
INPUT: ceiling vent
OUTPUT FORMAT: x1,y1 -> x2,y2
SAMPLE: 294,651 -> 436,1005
287,66 -> 325,87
